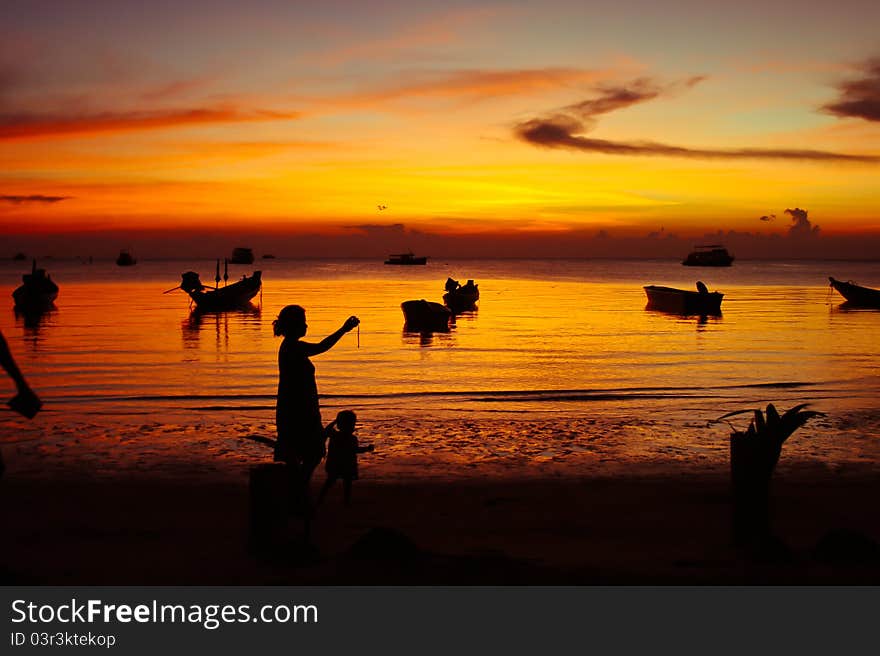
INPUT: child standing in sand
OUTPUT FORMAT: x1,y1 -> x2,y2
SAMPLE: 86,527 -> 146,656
317,410 -> 374,506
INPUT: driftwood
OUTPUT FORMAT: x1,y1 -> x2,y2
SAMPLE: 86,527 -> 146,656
718,403 -> 823,546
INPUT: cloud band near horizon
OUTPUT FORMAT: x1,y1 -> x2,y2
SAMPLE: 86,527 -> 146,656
1,194 -> 71,204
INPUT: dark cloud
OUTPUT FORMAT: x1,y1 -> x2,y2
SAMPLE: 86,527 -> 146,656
823,58 -> 880,122
759,214 -> 775,221
1,194 -> 71,204
516,77 -> 879,163
784,207 -> 820,238
564,79 -> 663,118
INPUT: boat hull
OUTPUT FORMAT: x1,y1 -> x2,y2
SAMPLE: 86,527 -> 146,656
829,277 -> 880,308
682,255 -> 734,267
443,288 -> 479,312
12,286 -> 58,309
644,285 -> 723,315
116,251 -> 136,266
682,246 -> 734,267
230,248 -> 255,265
385,258 -> 427,265
401,300 -> 451,331
186,271 -> 262,311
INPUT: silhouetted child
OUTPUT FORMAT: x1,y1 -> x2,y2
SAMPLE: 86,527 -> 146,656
317,410 -> 374,507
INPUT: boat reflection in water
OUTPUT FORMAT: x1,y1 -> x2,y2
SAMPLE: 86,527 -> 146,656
14,303 -> 57,351
402,324 -> 456,348
181,303 -> 262,353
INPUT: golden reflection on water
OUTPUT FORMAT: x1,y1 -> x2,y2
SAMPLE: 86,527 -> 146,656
1,259 -> 879,478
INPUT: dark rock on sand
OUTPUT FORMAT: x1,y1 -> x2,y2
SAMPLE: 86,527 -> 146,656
814,529 -> 880,565
347,526 -> 421,561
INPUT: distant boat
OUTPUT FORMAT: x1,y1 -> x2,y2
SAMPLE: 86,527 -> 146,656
230,247 -> 255,264
116,250 -> 137,266
443,277 -> 479,313
385,252 -> 427,265
261,254 -> 276,259
682,245 -> 734,267
401,300 -> 451,331
828,277 -> 880,308
644,281 -> 723,315
178,269 -> 262,311
12,252 -> 26,261
13,259 -> 59,309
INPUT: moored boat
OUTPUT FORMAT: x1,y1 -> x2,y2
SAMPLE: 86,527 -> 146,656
116,250 -> 137,266
230,247 -> 255,264
178,269 -> 262,311
401,299 -> 451,331
385,252 -> 427,265
13,259 -> 59,309
443,277 -> 479,312
828,277 -> 880,308
682,245 -> 734,267
644,281 -> 723,315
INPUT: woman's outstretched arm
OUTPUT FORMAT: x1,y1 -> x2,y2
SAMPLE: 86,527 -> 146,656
301,316 -> 359,356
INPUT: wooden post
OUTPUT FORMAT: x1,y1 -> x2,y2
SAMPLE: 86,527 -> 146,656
729,431 -> 779,545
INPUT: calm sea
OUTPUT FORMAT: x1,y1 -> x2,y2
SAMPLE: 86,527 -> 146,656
2,258 -> 879,480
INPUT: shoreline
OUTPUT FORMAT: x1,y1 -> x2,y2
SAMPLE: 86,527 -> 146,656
3,463 -> 879,585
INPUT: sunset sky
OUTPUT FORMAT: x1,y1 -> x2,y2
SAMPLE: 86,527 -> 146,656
2,0 -> 879,257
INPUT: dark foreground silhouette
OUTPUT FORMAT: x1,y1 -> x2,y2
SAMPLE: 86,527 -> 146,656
4,466 -> 880,585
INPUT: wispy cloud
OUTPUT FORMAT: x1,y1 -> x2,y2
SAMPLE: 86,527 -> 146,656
321,67 -> 606,110
516,77 -> 879,163
0,107 -> 300,141
1,194 -> 71,204
139,77 -> 215,102
823,58 -> 880,122
310,6 -> 514,67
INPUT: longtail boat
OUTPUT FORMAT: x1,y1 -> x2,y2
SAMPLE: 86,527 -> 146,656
443,277 -> 479,313
682,245 -> 734,267
644,281 -> 723,315
401,299 -> 451,331
385,252 -> 427,265
13,259 -> 59,309
828,277 -> 880,308
116,250 -> 137,266
171,259 -> 262,311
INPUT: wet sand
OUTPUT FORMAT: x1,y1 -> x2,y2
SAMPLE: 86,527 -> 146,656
2,462 -> 879,585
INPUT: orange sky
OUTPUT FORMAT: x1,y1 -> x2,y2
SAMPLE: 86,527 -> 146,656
2,1 -> 879,257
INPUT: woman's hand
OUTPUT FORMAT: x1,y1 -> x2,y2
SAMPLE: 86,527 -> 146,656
342,315 -> 360,332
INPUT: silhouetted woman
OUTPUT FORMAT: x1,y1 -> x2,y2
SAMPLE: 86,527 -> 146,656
273,306 -> 359,515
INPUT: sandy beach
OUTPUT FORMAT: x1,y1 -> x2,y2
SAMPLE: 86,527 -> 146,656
3,460 -> 879,585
